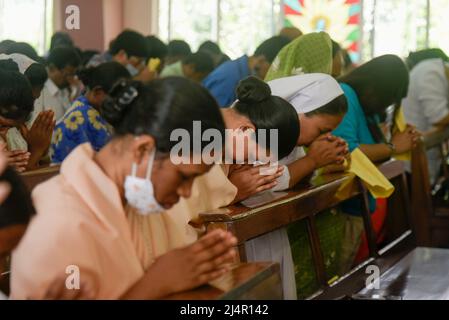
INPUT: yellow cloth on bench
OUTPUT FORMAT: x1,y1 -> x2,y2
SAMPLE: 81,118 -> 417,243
350,148 -> 395,198
393,107 -> 411,161
336,148 -> 395,200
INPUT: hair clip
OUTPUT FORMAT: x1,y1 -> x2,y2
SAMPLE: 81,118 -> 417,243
118,86 -> 138,106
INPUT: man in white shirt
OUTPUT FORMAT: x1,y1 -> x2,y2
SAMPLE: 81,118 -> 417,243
403,58 -> 449,184
33,47 -> 81,122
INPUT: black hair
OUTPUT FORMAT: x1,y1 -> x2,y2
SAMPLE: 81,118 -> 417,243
24,63 -> 48,89
234,76 -> 300,159
406,48 -> 449,70
77,62 -> 131,92
198,41 -> 221,55
0,167 -> 35,229
198,41 -> 229,67
0,59 -> 19,72
217,54 -> 231,66
167,40 -> 192,58
5,42 -> 39,61
339,54 -> 409,142
339,54 -> 409,115
0,67 -> 34,121
0,40 -> 15,54
47,46 -> 81,70
50,32 -> 74,50
102,77 -> 225,155
182,52 -> 214,74
305,95 -> 348,117
331,40 -> 342,58
145,36 -> 168,60
254,36 -> 291,63
110,30 -> 148,58
74,47 -> 83,60
0,57 -> 47,90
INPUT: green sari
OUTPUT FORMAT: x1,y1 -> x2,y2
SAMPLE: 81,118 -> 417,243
265,32 -> 333,81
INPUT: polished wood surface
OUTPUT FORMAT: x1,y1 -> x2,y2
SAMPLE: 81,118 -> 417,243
164,263 -> 282,300
200,160 -> 405,247
199,159 -> 414,299
357,247 -> 449,300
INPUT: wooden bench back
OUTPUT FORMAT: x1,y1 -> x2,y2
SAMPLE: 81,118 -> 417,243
20,165 -> 61,192
200,160 -> 415,299
165,263 -> 283,300
410,127 -> 449,247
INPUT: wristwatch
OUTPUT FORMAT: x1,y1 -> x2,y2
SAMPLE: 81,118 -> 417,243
386,142 -> 396,155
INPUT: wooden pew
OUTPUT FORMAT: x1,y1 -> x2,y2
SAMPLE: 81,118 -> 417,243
20,165 -> 60,191
201,172 -> 358,268
316,159 -> 415,299
200,160 -> 412,298
165,262 -> 283,300
2,262 -> 282,299
411,127 -> 449,247
200,155 -> 449,299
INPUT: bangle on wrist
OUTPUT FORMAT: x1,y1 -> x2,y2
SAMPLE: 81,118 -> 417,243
386,142 -> 396,155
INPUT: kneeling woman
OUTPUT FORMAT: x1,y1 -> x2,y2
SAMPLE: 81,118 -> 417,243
245,73 -> 349,298
332,55 -> 419,271
51,62 -> 131,163
11,78 -> 237,299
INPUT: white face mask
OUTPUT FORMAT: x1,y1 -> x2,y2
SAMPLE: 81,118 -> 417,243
124,150 -> 165,215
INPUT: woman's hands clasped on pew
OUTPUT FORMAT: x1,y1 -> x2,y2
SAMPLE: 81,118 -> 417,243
122,229 -> 237,300
228,164 -> 284,204
307,134 -> 349,168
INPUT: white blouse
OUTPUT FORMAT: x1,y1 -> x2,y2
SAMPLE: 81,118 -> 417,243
272,146 -> 306,192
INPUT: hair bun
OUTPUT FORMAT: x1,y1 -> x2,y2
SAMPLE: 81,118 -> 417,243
236,76 -> 271,104
0,59 -> 19,72
101,80 -> 140,127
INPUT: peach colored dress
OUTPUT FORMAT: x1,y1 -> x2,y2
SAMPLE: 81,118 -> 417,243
127,164 -> 238,268
11,144 -> 238,299
11,144 -> 144,299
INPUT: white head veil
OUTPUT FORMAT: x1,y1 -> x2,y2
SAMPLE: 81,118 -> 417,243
268,73 -> 344,113
0,53 -> 36,74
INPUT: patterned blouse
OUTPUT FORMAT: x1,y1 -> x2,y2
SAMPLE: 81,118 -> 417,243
51,95 -> 111,163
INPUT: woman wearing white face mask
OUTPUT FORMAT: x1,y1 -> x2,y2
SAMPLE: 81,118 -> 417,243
10,77 -> 237,300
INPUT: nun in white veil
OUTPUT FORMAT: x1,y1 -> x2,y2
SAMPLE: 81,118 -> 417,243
0,53 -> 36,74
243,73 -> 349,299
